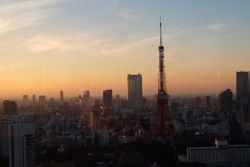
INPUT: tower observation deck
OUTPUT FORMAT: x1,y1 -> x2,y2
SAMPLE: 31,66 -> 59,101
150,18 -> 174,142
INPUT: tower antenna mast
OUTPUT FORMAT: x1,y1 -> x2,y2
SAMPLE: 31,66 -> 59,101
160,16 -> 162,46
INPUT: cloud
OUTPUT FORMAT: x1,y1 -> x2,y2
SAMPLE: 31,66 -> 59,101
26,35 -> 62,52
118,10 -> 137,20
207,23 -> 225,31
0,62 -> 26,71
0,0 -> 62,35
25,34 -> 105,53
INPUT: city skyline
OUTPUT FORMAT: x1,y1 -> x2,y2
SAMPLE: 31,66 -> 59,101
0,0 -> 250,98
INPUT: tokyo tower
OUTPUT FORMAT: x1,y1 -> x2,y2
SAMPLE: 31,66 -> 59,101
150,18 -> 174,142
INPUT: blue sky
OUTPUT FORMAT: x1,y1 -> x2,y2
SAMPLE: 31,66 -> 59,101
0,0 -> 250,98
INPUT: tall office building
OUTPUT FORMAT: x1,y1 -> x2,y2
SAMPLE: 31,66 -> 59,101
83,90 -> 91,103
23,95 -> 28,104
236,72 -> 250,136
127,74 -> 143,110
60,90 -> 64,104
9,122 -> 35,167
1,115 -> 24,158
90,110 -> 100,131
39,95 -> 46,104
2,115 -> 35,167
103,89 -> 112,108
32,94 -> 36,103
219,89 -> 233,117
236,71 -> 250,106
3,100 -> 17,115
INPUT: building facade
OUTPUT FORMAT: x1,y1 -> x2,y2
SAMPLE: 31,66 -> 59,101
236,72 -> 250,137
219,89 -> 233,117
23,95 -> 28,105
127,74 -> 143,110
83,90 -> 91,104
2,115 -> 25,158
60,90 -> 64,104
2,115 -> 35,167
90,110 -> 100,131
39,95 -> 46,104
3,100 -> 17,115
103,89 -> 112,108
236,71 -> 250,106
242,104 -> 250,136
187,145 -> 250,165
9,123 -> 35,167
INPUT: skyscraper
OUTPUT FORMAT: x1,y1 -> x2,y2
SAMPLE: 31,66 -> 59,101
103,89 -> 112,108
60,90 -> 64,104
237,72 -> 250,136
236,71 -> 250,106
127,74 -> 143,110
32,94 -> 36,103
2,115 -> 35,167
3,100 -> 17,115
23,95 -> 28,105
39,95 -> 46,104
9,123 -> 35,167
219,89 -> 233,117
1,115 -> 25,158
90,110 -> 100,131
83,90 -> 91,103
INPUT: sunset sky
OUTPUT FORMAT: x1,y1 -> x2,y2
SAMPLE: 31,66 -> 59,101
0,0 -> 250,99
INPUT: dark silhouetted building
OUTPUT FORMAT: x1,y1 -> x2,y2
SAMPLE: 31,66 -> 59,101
103,89 -> 112,108
219,89 -> 233,117
236,71 -> 250,107
32,94 -> 35,103
204,96 -> 210,106
242,105 -> 250,136
3,100 -> 17,115
90,110 -> 100,131
236,72 -> 250,136
60,90 -> 64,104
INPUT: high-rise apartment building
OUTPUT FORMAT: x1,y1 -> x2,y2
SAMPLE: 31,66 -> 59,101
236,71 -> 250,106
1,115 -> 25,158
2,115 -> 35,167
3,100 -> 17,115
9,123 -> 35,167
103,89 -> 112,108
127,74 -> 143,110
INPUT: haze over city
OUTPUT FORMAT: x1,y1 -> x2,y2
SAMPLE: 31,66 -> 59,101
0,0 -> 250,98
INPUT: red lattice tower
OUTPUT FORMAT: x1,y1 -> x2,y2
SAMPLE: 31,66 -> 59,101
150,18 -> 174,142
